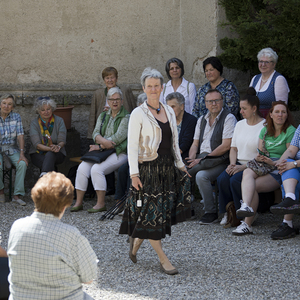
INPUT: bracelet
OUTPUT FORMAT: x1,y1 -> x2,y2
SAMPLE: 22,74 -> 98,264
57,145 -> 61,149
20,149 -> 24,152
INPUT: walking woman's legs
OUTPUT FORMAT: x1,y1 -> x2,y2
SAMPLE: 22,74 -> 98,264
149,239 -> 176,271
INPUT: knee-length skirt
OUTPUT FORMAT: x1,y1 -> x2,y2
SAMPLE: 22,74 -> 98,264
119,155 -> 191,240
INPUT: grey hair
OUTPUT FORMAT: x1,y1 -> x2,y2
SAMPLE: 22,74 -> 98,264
107,87 -> 123,99
140,67 -> 164,87
165,92 -> 185,106
0,94 -> 16,108
136,93 -> 147,106
34,97 -> 57,114
257,48 -> 278,64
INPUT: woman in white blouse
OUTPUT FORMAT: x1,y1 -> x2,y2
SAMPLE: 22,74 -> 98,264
160,58 -> 196,114
250,47 -> 289,118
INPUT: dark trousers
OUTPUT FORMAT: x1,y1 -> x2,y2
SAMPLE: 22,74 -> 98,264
30,151 -> 65,173
114,161 -> 130,200
217,169 -> 243,214
0,257 -> 9,300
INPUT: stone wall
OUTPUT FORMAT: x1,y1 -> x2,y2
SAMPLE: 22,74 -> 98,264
0,0 -> 253,190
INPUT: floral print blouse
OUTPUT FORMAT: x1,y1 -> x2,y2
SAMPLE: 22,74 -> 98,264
192,79 -> 240,119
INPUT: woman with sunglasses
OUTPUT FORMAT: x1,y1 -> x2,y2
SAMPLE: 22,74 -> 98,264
29,97 -> 67,177
250,48 -> 289,118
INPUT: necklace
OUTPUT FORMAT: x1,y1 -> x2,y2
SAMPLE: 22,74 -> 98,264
146,101 -> 161,113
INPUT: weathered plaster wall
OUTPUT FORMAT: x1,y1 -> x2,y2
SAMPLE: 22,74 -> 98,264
0,0 -> 219,94
0,0 -> 233,134
1,0 -> 251,186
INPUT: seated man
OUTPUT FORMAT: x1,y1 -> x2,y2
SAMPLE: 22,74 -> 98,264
7,172 -> 97,300
187,89 -> 237,224
166,92 -> 197,160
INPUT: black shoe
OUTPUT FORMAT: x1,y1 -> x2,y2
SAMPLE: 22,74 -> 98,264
271,223 -> 299,240
270,197 -> 300,214
106,189 -> 115,196
199,213 -> 218,225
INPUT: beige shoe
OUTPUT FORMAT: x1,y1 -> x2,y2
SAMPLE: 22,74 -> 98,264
12,198 -> 26,206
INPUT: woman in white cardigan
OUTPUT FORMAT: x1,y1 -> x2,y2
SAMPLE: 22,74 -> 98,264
119,67 -> 191,275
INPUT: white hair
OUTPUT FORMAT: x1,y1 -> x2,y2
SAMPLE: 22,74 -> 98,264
257,48 -> 278,63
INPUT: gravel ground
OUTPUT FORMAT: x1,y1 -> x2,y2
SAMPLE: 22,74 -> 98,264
1,193 -> 300,300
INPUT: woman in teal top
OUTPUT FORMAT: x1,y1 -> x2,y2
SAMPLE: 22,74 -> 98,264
232,101 -> 295,236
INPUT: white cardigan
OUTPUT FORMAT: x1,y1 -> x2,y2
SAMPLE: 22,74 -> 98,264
128,101 -> 186,177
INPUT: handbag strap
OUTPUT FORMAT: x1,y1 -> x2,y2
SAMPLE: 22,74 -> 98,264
99,112 -> 107,136
261,129 -> 270,157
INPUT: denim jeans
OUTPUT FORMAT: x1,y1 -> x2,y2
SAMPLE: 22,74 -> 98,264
0,152 -> 27,196
217,169 -> 243,214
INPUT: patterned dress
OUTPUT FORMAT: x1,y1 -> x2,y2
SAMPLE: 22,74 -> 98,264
192,79 -> 240,119
119,120 -> 191,240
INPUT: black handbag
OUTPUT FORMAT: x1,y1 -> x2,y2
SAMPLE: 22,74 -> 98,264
80,148 -> 116,163
80,112 -> 116,163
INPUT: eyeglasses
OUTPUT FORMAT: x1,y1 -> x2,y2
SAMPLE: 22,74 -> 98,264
108,98 -> 122,102
205,99 -> 222,104
258,60 -> 273,65
37,96 -> 51,101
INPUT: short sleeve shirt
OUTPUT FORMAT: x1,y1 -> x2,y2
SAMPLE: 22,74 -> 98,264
0,112 -> 24,154
259,125 -> 296,158
290,125 -> 300,160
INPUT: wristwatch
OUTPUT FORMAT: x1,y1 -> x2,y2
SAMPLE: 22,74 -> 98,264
99,145 -> 103,151
293,161 -> 297,168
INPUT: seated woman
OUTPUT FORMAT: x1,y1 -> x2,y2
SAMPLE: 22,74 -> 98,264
250,48 -> 289,118
160,58 -> 196,114
72,87 -> 129,213
87,66 -> 136,139
0,94 -> 28,206
165,92 -> 197,160
29,97 -> 67,177
7,172 -> 97,300
192,56 -> 240,119
233,101 -> 295,235
270,126 -> 300,239
217,88 -> 265,227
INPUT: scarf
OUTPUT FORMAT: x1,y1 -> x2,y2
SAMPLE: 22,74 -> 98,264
37,115 -> 55,154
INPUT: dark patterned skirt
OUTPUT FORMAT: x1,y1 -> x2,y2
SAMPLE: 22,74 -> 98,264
119,155 -> 191,240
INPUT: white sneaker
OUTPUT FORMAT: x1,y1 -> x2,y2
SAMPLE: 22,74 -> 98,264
0,194 -> 5,203
232,221 -> 253,235
236,200 -> 254,218
220,212 -> 228,225
12,198 -> 26,206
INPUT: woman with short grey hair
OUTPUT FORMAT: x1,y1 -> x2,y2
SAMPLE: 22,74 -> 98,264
33,96 -> 57,113
136,92 -> 147,106
120,68 -> 191,275
29,96 -> 67,176
250,47 -> 289,117
166,92 -> 197,160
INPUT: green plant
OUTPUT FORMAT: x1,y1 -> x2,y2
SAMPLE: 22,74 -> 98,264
62,95 -> 71,107
218,0 -> 300,110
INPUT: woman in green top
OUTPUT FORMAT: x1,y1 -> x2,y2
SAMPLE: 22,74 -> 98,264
232,101 -> 295,235
71,87 -> 129,213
